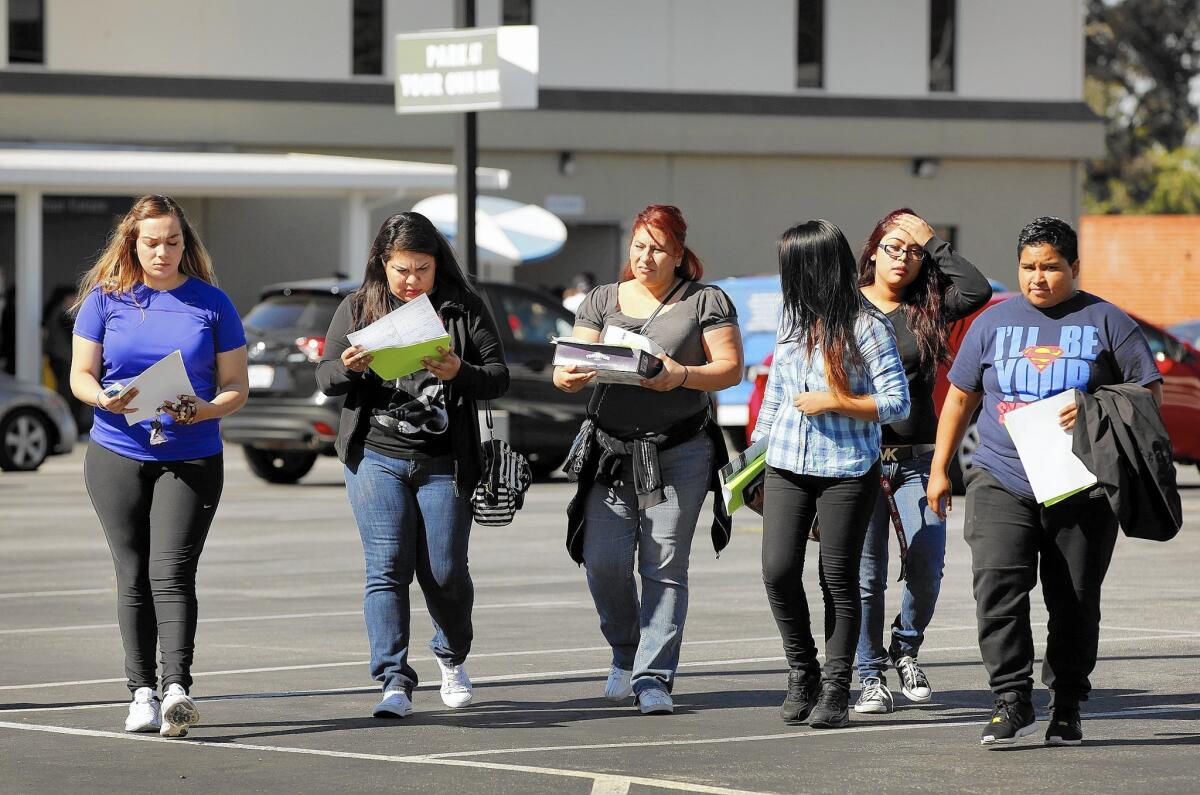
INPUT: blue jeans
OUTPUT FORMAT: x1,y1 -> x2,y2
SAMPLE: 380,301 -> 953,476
582,433 -> 713,695
344,449 -> 473,694
855,451 -> 946,682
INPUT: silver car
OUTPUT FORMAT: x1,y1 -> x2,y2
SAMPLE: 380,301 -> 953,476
0,372 -> 77,471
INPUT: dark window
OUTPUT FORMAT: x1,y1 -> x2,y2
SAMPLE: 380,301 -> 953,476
502,0 -> 534,26
242,294 -> 341,334
352,0 -> 384,76
929,0 -> 956,92
931,224 -> 958,249
795,1 -> 823,88
491,288 -> 573,344
8,0 -> 44,65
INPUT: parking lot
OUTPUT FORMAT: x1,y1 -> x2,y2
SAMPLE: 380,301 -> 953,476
2,447 -> 1198,794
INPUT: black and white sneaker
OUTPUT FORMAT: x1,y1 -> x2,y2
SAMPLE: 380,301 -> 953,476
1045,705 -> 1082,746
980,692 -> 1037,745
895,655 -> 932,703
854,677 -> 894,714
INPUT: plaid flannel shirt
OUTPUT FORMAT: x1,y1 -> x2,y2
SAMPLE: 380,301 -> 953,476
751,310 -> 909,477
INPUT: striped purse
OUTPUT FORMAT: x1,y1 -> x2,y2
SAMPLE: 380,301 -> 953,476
470,404 -> 533,527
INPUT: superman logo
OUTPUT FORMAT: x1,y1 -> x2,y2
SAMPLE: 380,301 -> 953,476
1022,345 -> 1064,372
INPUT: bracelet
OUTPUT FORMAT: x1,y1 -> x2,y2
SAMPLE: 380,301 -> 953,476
95,389 -> 105,408
679,366 -> 690,389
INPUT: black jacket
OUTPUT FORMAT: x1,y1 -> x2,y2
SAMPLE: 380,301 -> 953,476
1072,383 -> 1182,542
316,284 -> 510,496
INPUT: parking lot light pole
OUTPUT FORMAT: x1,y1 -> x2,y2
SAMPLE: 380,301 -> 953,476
455,0 -> 478,280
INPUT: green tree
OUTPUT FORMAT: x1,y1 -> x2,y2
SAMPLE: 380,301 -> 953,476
1085,0 -> 1200,213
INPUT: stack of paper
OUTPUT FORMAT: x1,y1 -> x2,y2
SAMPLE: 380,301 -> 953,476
112,350 -> 197,426
720,437 -> 768,515
1004,388 -> 1097,505
347,293 -> 451,380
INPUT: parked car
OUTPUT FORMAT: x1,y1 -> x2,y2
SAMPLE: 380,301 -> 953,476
1168,319 -> 1200,349
747,293 -> 1200,491
221,278 -> 588,484
0,371 -> 77,471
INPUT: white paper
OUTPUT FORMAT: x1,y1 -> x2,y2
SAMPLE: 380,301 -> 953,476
1003,389 -> 1097,504
117,350 -> 197,426
601,325 -> 666,356
346,293 -> 447,351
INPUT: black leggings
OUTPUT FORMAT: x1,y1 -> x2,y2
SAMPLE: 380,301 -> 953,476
84,443 -> 223,693
761,462 -> 881,690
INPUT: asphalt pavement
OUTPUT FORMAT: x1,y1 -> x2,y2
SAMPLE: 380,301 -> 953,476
2,446 -> 1198,794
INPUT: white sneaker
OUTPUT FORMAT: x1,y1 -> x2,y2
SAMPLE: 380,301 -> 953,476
124,687 -> 161,733
636,688 -> 674,715
159,684 -> 199,738
373,690 -> 414,718
436,658 -> 474,708
604,666 -> 633,701
854,677 -> 895,714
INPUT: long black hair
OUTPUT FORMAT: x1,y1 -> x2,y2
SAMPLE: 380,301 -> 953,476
857,207 -> 950,370
777,219 -> 867,397
350,211 -> 475,330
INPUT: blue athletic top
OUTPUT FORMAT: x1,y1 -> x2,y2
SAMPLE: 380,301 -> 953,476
74,279 -> 246,461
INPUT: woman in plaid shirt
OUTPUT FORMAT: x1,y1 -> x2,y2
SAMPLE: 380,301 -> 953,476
751,219 -> 909,729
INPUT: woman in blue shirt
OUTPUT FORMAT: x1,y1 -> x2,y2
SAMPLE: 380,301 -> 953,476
752,220 -> 909,729
70,195 -> 248,738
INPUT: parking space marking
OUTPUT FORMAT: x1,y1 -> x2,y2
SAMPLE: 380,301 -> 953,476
0,721 -> 770,795
0,588 -> 112,600
0,600 -> 585,636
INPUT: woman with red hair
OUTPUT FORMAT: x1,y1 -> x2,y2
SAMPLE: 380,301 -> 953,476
555,204 -> 743,714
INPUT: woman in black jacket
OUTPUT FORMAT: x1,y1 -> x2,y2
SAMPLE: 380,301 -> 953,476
317,212 -> 509,719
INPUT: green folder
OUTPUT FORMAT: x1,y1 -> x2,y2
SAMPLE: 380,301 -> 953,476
720,438 -> 768,514
366,335 -> 452,380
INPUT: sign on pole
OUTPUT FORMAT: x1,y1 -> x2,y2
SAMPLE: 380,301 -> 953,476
395,26 -> 539,114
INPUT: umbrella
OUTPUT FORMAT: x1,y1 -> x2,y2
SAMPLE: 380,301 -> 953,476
410,194 -> 568,266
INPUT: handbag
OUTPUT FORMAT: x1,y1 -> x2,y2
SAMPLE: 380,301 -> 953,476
470,402 -> 533,526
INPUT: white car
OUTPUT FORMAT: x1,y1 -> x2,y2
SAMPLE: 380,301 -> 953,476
0,372 -> 77,471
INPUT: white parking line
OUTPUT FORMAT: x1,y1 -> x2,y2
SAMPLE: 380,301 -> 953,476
0,588 -> 112,600
0,600 -> 585,636
0,721 -> 769,795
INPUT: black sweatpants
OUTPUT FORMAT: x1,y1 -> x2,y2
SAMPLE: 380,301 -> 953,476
84,443 -> 223,694
761,462 -> 880,690
964,469 -> 1118,705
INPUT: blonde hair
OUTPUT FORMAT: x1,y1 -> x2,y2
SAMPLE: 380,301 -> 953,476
73,195 -> 217,311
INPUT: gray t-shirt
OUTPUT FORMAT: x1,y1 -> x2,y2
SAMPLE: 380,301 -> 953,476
575,281 -> 738,437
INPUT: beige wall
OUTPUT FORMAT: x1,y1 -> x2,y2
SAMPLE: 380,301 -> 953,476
46,0 -> 352,79
21,0 -> 1085,101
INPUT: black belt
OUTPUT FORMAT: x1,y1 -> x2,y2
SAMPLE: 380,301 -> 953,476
880,444 -> 936,463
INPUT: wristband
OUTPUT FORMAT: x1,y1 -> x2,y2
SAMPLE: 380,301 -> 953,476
679,366 -> 690,389
95,389 -> 105,408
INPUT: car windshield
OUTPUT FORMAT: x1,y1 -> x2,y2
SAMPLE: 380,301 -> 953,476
243,294 -> 340,333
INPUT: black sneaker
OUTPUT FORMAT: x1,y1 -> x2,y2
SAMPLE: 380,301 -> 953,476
980,692 -> 1037,745
808,684 -> 850,729
1045,705 -> 1082,746
780,669 -> 820,725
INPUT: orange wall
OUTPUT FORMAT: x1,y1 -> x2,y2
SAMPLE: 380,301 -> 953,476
1079,215 -> 1200,327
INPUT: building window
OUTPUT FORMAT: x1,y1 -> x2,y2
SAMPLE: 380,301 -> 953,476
795,1 -> 823,89
929,0 -> 956,92
932,224 -> 957,249
8,0 -> 45,65
352,0 -> 384,76
502,0 -> 534,26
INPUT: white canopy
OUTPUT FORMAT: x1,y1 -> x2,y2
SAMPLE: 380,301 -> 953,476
0,148 -> 510,383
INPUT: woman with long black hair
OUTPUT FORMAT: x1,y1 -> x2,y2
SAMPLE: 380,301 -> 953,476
752,220 -> 909,729
317,212 -> 509,719
851,210 -> 991,714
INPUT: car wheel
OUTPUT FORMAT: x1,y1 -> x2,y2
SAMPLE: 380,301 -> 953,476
949,421 -> 980,496
242,445 -> 318,484
0,408 -> 52,472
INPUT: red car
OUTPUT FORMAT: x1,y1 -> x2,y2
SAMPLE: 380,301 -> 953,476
747,294 -> 1200,492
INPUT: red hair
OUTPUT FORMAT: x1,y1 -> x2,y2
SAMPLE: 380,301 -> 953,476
620,204 -> 704,282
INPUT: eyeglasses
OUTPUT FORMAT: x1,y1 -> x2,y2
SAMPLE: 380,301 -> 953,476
879,243 -> 927,262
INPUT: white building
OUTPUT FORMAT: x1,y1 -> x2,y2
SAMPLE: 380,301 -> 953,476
1,0 -> 1102,376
